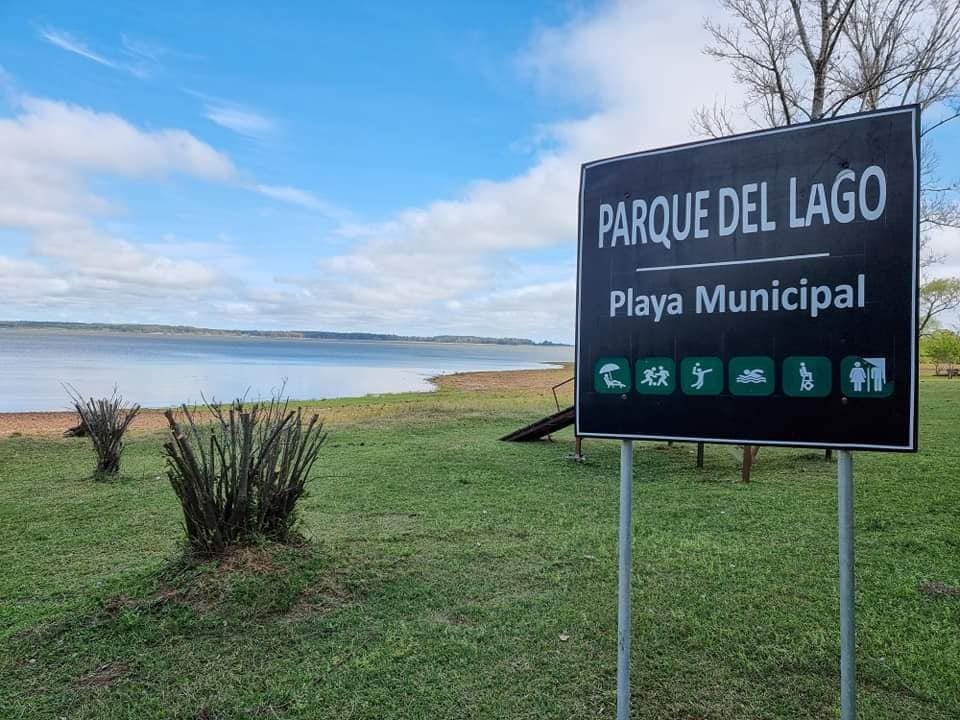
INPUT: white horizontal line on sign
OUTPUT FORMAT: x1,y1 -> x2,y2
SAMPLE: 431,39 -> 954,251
635,252 -> 831,273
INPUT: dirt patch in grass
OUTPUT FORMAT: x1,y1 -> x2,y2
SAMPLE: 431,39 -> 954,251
102,581 -> 220,616
99,543 -> 356,622
74,662 -> 128,690
101,546 -> 290,617
427,610 -> 473,626
216,545 -> 285,576
285,574 -> 356,622
919,581 -> 960,599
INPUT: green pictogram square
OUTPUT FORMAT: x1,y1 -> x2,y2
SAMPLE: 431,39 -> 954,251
840,356 -> 894,398
728,356 -> 774,396
594,357 -> 631,394
635,357 -> 675,395
782,356 -> 831,397
680,357 -> 723,395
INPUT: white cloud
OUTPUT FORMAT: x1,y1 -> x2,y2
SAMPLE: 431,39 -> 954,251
0,96 -> 241,272
41,27 -> 150,78
0,92 -> 332,313
120,34 -> 167,62
254,184 -> 347,219
5,97 -> 238,181
448,280 -> 578,339
41,28 -> 118,69
0,94 -> 242,299
204,102 -> 276,138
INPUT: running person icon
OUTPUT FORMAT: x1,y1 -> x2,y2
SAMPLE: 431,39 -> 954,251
656,365 -> 670,386
639,367 -> 659,387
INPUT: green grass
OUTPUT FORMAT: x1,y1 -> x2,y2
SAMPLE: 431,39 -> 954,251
1,380 -> 958,719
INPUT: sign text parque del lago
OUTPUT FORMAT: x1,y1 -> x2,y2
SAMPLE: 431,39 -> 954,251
575,106 -> 920,451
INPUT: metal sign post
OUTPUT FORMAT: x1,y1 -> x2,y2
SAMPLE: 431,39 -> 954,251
616,440 -> 633,720
837,450 -> 856,720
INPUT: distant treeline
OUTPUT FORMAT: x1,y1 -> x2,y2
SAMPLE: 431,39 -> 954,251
0,321 -> 569,347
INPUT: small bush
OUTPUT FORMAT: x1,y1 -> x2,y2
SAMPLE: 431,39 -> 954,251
65,386 -> 140,480
163,395 -> 326,556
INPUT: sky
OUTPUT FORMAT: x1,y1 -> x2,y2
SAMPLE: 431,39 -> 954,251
1,0 -> 958,343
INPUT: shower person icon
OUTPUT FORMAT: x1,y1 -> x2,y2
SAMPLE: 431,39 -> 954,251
841,357 -> 893,398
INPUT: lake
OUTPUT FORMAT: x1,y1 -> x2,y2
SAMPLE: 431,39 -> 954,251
0,331 -> 573,413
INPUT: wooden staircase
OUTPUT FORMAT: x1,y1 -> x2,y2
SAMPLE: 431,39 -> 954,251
499,405 -> 575,442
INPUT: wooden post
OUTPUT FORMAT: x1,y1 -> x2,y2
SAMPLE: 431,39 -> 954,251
825,448 -> 833,461
696,442 -> 704,468
741,445 -> 760,482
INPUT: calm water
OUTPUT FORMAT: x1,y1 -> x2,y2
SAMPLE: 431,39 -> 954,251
0,331 -> 572,412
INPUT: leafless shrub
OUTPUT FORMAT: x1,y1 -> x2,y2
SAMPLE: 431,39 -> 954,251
162,393 -> 326,556
64,386 -> 140,480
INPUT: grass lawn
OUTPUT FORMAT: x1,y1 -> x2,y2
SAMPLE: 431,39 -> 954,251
1,375 -> 958,719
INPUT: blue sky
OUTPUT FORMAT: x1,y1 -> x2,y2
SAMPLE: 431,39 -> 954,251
1,0 -> 958,342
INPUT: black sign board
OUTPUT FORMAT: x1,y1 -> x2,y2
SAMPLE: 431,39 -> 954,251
575,107 -> 919,451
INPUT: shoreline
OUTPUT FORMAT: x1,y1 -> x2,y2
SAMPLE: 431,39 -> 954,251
0,362 -> 575,438
0,324 -> 571,348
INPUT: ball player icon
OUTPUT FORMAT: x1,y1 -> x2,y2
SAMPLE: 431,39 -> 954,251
691,362 -> 713,390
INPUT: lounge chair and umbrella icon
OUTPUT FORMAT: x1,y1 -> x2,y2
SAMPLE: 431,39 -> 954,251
599,362 -> 628,390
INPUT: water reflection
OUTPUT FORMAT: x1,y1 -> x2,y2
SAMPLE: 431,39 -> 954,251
0,331 -> 573,412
